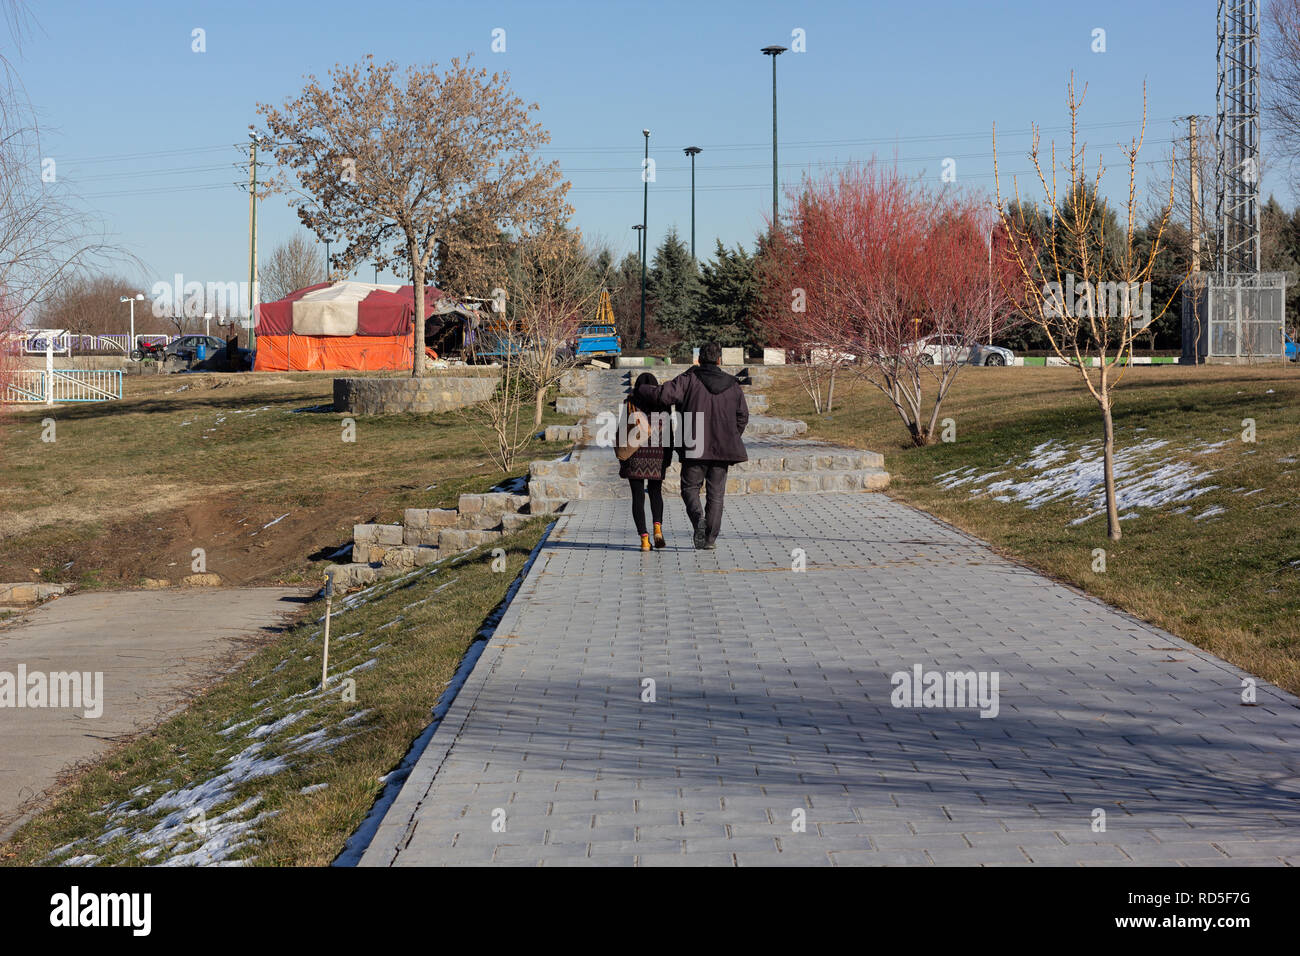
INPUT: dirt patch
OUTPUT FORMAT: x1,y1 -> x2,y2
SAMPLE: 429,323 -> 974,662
0,485 -> 396,588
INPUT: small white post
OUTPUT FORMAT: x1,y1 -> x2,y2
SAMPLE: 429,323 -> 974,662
45,339 -> 54,405
320,573 -> 334,692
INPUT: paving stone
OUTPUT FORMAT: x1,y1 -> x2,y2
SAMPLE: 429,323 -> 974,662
358,487 -> 1300,867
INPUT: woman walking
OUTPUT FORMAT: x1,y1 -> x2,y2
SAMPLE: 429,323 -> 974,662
618,371 -> 674,551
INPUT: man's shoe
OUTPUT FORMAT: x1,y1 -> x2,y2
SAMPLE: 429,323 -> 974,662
702,540 -> 717,550
693,527 -> 707,550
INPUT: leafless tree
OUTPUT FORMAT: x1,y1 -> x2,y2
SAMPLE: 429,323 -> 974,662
995,76 -> 1177,541
509,229 -> 600,426
1265,0 -> 1300,188
261,233 -> 326,302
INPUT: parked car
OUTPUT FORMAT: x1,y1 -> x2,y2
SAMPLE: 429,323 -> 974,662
165,335 -> 226,362
906,334 -> 1015,366
967,342 -> 1016,366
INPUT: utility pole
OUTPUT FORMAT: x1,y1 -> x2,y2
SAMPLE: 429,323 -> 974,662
246,132 -> 260,351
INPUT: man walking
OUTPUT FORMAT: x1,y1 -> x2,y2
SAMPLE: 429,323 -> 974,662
635,342 -> 748,550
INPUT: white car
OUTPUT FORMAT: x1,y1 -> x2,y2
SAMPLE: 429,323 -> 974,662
966,342 -> 1015,366
908,335 -> 1014,366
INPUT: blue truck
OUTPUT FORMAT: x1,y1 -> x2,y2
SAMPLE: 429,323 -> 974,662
573,324 -> 622,363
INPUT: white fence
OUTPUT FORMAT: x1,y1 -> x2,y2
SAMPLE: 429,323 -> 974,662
4,369 -> 124,403
7,331 -> 173,355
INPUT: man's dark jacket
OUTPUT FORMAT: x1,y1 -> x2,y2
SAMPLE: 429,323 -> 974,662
636,364 -> 749,464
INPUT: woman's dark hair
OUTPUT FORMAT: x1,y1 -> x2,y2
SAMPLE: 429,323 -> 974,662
629,371 -> 662,411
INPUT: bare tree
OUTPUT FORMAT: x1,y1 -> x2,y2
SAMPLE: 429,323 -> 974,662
261,233 -> 326,302
257,55 -> 571,375
765,162 -> 1013,444
1265,0 -> 1300,187
456,363 -> 532,474
995,76 -> 1177,541
509,229 -> 600,426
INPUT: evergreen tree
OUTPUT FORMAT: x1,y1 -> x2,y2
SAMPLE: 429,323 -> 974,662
647,227 -> 700,342
696,239 -> 757,347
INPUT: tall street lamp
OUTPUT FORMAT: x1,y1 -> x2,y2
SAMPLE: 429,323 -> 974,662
683,146 -> 702,260
324,237 -> 332,280
119,292 -> 144,355
761,45 -> 787,234
639,128 -> 650,350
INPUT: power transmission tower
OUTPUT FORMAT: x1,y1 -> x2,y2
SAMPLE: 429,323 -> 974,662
1216,0 -> 1261,276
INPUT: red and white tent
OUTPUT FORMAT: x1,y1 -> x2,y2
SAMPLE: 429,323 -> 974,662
252,281 -> 443,371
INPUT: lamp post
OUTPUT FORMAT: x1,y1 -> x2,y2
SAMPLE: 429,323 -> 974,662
760,45 -> 787,234
683,146 -> 702,260
324,237 -> 332,281
204,312 -> 213,337
639,128 -> 650,350
119,292 -> 144,354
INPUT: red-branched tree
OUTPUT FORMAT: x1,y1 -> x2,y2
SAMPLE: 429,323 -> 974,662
764,161 -> 1016,444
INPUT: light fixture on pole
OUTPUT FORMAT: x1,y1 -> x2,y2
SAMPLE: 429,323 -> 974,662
683,146 -> 702,260
760,45 -> 787,234
632,224 -> 645,264
119,292 -> 144,354
639,128 -> 650,350
204,312 -> 213,337
324,237 -> 332,281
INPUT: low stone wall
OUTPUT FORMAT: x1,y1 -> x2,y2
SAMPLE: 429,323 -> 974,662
333,373 -> 499,415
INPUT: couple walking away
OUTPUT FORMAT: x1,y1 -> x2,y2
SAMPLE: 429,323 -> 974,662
616,342 -> 749,551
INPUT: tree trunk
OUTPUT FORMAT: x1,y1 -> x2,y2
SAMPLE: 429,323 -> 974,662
1101,393 -> 1121,540
410,244 -> 426,376
534,384 -> 546,427
826,368 -> 836,412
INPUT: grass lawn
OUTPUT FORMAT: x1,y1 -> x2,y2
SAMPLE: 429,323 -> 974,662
0,371 -> 574,588
766,364 -> 1300,696
0,520 -> 551,866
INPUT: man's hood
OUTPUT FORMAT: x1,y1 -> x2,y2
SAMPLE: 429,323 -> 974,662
691,363 -> 739,394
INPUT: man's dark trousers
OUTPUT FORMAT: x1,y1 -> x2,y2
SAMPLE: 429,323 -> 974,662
679,459 -> 728,544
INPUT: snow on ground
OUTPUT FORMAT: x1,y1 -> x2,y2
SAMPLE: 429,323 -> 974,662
937,434 -> 1224,526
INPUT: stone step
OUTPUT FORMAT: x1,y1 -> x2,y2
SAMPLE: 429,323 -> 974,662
569,469 -> 890,499
570,448 -> 884,477
543,413 -> 800,445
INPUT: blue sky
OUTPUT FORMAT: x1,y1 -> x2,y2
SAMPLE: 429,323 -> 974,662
17,0 -> 1269,295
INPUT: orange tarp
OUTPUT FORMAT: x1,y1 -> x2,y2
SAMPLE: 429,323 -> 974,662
253,333 -> 414,372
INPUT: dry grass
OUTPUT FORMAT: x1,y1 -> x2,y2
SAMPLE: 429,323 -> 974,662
0,371 -> 574,587
0,520 -> 551,866
767,363 -> 1300,695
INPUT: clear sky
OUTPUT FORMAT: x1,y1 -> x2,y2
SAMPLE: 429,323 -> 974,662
15,0 -> 1275,296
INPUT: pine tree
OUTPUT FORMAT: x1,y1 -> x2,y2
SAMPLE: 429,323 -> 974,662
647,228 -> 700,343
696,239 -> 757,347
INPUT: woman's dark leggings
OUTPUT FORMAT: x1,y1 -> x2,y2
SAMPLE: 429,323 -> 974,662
629,479 -> 664,535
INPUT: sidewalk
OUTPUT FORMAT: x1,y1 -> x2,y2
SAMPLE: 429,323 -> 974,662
359,491 -> 1300,866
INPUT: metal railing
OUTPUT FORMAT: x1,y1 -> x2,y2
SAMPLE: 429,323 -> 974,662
4,369 -> 124,403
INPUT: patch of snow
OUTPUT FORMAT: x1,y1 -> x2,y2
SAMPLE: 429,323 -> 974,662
261,513 -> 290,531
248,709 -> 308,739
299,783 -> 329,795
218,718 -> 255,737
1193,505 -> 1226,521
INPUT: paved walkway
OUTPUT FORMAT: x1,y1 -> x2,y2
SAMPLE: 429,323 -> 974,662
360,492 -> 1300,866
0,587 -> 308,838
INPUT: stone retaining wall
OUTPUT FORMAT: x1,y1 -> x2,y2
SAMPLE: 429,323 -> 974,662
333,374 -> 499,415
